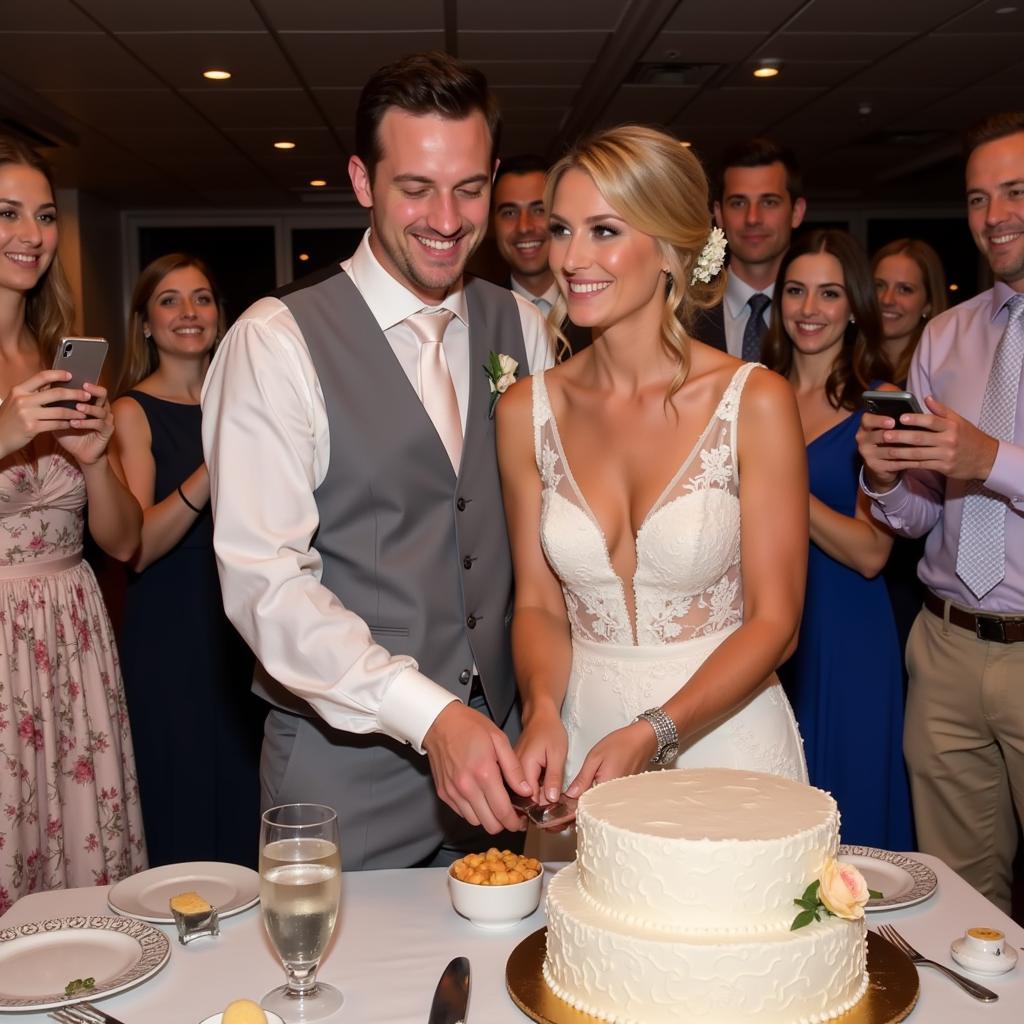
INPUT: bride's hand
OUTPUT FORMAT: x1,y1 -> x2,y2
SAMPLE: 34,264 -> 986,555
566,721 -> 657,798
516,705 -> 568,804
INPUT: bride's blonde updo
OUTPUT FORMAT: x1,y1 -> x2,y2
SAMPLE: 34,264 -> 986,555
544,124 -> 724,393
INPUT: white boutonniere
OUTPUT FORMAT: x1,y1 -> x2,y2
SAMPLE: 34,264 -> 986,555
484,351 -> 519,418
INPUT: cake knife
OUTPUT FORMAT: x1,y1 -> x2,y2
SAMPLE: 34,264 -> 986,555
508,788 -> 578,830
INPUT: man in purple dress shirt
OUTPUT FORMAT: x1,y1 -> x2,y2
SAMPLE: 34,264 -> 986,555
857,112 -> 1024,913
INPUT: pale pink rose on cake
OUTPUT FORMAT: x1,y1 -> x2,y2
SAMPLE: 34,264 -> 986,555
818,859 -> 870,920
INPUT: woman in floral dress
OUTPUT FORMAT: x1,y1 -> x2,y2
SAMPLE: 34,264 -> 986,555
0,136 -> 146,914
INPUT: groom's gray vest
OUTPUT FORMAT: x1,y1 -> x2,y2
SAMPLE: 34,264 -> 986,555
255,266 -> 529,868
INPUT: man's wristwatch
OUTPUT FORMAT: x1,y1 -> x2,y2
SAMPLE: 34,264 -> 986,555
634,707 -> 679,766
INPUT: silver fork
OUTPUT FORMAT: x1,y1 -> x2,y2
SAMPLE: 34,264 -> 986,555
876,924 -> 998,1002
48,1002 -> 126,1024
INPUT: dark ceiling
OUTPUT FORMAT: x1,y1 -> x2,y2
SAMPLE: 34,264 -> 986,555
2,0 -> 1022,209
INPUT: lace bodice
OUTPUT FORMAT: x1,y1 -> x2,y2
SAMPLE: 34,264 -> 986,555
533,363 -> 758,647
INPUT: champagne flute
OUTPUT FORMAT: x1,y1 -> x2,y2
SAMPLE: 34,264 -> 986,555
260,803 -> 344,1021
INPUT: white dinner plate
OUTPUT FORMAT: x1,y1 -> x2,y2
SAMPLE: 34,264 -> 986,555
838,845 -> 938,911
0,915 -> 170,1012
107,861 -> 260,923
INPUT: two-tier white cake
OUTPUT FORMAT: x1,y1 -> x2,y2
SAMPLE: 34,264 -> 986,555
543,768 -> 868,1024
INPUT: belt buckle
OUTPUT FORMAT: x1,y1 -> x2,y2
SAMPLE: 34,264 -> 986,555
975,616 -> 1007,643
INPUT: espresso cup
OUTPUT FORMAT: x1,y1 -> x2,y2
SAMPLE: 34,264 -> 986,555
964,927 -> 1006,959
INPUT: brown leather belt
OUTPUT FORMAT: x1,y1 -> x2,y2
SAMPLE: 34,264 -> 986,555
924,590 -> 1024,644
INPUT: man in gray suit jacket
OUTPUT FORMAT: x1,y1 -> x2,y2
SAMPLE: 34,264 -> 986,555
202,53 -> 553,869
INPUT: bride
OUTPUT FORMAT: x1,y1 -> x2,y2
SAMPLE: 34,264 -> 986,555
496,125 -> 809,807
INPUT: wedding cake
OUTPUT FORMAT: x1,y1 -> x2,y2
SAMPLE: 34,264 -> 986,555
543,769 -> 868,1024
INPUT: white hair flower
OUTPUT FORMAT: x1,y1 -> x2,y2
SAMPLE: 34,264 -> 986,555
691,227 -> 728,285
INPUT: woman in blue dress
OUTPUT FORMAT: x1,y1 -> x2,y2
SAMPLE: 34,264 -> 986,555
763,229 -> 913,850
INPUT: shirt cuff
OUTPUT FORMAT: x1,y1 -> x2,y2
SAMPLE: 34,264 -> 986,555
377,666 -> 460,753
858,467 -> 904,502
859,467 -> 912,529
984,441 -> 1024,511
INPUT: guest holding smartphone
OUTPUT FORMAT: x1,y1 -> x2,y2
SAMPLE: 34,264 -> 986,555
763,229 -> 913,850
113,254 -> 263,867
0,136 -> 145,911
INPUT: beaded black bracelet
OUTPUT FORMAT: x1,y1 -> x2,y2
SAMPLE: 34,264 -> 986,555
177,483 -> 202,514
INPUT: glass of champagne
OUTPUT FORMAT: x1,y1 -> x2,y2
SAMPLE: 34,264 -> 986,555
260,803 -> 343,1021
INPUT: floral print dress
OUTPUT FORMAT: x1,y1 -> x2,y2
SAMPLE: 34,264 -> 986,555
0,440 -> 146,915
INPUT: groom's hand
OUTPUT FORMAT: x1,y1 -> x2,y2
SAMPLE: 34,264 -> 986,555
423,702 -> 532,834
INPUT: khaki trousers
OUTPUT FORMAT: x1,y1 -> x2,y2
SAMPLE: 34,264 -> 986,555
904,603 -> 1024,913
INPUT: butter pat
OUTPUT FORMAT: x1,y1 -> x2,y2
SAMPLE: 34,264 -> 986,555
169,891 -> 211,915
169,890 -> 219,944
223,999 -> 268,1024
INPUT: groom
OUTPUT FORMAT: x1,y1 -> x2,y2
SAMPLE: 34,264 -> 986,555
202,52 -> 552,869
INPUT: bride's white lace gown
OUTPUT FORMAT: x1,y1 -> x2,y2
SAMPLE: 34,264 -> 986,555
532,362 -> 807,783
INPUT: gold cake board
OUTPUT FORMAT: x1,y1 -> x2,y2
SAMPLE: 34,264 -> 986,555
506,929 -> 919,1024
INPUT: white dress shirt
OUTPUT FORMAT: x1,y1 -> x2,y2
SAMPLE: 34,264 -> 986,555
510,275 -> 560,317
722,273 -> 775,359
202,230 -> 553,752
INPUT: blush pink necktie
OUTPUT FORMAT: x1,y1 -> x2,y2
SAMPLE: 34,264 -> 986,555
406,309 -> 462,470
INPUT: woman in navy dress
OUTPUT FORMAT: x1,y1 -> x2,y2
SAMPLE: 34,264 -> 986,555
763,229 -> 913,851
113,254 -> 264,867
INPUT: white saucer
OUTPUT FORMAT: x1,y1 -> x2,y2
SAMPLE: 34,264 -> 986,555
199,1011 -> 284,1024
950,937 -> 1018,975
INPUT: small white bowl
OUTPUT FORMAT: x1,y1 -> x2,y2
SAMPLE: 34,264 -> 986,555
198,1011 -> 285,1024
448,864 -> 544,930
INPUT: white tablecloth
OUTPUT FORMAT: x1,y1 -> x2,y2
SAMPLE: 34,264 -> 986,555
3,855 -> 1023,1022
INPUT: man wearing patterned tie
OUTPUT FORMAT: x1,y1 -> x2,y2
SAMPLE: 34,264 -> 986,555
203,52 -> 553,870
491,154 -> 592,355
857,112 -> 1024,913
694,138 -> 806,359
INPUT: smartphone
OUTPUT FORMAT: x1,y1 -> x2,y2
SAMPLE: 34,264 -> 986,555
49,336 -> 108,409
862,390 -> 924,423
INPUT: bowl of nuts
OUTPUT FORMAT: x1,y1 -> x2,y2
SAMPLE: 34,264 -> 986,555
448,848 -> 544,930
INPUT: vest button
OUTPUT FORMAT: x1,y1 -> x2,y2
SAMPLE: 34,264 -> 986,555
456,497 -> 467,511
466,614 -> 477,629
463,556 -> 473,570
458,669 -> 471,685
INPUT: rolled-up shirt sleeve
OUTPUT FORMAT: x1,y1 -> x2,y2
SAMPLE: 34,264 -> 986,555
201,300 -> 456,752
984,441 -> 1024,510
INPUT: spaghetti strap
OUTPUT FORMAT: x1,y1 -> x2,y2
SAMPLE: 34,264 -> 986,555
530,368 -> 553,469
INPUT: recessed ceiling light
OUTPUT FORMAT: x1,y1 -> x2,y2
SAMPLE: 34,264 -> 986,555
202,69 -> 232,81
298,253 -> 310,262
949,283 -> 959,292
273,141 -> 296,150
679,140 -> 692,148
753,60 -> 781,79
309,179 -> 327,187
